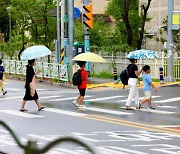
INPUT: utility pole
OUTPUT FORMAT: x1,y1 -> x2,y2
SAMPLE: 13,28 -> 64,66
61,0 -> 65,49
166,0 -> 175,82
56,0 -> 60,63
68,0 -> 74,81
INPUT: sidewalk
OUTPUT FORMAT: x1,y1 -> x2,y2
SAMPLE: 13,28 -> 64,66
6,75 -> 180,89
87,77 -> 180,89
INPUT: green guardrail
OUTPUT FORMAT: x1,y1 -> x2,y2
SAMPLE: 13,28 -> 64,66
0,120 -> 96,154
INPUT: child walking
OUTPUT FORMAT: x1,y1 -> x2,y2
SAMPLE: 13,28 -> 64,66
73,61 -> 89,110
139,65 -> 157,110
0,59 -> 7,95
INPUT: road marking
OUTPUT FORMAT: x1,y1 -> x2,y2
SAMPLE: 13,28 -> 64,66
97,146 -> 148,154
117,96 -> 161,102
157,105 -> 177,109
86,107 -> 133,115
79,115 -> 180,136
50,96 -> 91,101
157,125 -> 180,128
45,108 -> 87,116
154,97 -> 180,103
0,110 -> 44,118
0,96 -> 22,101
85,96 -> 124,102
40,96 -> 61,99
119,107 -> 176,114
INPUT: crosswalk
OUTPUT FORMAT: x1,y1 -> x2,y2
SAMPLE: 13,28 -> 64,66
0,94 -> 179,119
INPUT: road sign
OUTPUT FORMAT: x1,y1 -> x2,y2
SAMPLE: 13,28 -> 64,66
74,7 -> 81,19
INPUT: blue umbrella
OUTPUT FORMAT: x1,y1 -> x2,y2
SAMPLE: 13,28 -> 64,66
127,49 -> 159,59
21,45 -> 52,60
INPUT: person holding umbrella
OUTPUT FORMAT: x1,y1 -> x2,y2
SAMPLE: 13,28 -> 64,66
20,59 -> 45,111
73,61 -> 89,110
126,58 -> 143,110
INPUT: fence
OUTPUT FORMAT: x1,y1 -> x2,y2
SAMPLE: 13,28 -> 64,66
2,60 -> 69,81
2,57 -> 180,80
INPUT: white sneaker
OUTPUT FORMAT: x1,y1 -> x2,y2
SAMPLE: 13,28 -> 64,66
73,100 -> 79,107
147,106 -> 155,110
79,105 -> 86,110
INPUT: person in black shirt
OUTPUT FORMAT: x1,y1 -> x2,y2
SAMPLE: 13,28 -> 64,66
126,59 -> 143,110
20,59 -> 45,111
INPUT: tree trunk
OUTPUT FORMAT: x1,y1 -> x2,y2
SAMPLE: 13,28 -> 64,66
18,30 -> 25,60
122,0 -> 133,46
137,0 -> 152,49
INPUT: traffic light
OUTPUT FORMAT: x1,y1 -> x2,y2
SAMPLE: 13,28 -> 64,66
83,4 -> 93,29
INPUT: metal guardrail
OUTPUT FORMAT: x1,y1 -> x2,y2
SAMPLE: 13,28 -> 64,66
0,120 -> 96,154
2,60 -> 69,82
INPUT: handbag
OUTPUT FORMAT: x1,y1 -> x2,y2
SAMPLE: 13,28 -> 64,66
30,75 -> 36,97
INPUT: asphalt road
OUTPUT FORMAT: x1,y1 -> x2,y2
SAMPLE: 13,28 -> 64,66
0,79 -> 179,154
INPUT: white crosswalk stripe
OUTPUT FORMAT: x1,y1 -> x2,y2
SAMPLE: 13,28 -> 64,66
0,110 -> 44,118
86,107 -> 133,115
116,96 -> 161,103
85,96 -> 124,102
49,96 -> 92,102
154,97 -> 180,103
120,107 -> 176,114
45,108 -> 87,116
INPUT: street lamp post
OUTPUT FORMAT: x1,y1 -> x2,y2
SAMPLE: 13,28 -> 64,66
6,7 -> 12,40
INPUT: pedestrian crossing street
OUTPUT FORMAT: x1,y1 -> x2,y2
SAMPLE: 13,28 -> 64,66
0,94 -> 179,119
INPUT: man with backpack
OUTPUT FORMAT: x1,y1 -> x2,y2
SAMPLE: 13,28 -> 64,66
72,61 -> 89,110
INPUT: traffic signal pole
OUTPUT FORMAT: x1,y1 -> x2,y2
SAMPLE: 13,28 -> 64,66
83,0 -> 92,72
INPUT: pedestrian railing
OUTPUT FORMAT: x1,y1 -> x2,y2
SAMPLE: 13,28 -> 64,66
2,60 -> 69,82
0,120 -> 96,154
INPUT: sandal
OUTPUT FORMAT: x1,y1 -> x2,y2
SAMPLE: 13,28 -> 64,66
126,106 -> 133,110
20,109 -> 28,112
3,91 -> 7,95
38,106 -> 45,111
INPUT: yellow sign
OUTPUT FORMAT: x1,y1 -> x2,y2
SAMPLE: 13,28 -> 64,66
172,13 -> 180,25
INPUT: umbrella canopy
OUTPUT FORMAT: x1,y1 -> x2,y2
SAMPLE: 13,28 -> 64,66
21,45 -> 52,60
127,49 -> 159,59
72,52 -> 106,63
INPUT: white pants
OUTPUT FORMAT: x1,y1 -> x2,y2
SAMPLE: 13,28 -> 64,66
126,78 -> 139,107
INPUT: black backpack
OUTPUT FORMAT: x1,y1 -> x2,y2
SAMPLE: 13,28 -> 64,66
120,68 -> 129,89
120,65 -> 134,89
72,70 -> 82,86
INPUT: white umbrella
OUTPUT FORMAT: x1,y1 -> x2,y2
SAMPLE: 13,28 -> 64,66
21,45 -> 52,60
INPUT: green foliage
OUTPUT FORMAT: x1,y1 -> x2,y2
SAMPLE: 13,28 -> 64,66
155,17 -> 180,54
106,0 -> 139,48
91,71 -> 114,79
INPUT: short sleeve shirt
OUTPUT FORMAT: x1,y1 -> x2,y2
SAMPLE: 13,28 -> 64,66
0,66 -> 5,80
127,64 -> 138,78
78,69 -> 88,89
142,73 -> 152,91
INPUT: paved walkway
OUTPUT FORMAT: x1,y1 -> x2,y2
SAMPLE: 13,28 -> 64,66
87,77 -> 180,89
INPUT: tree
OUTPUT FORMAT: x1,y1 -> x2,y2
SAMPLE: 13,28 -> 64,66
106,0 -> 152,50
155,17 -> 180,55
0,0 -> 15,41
9,0 -> 56,60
